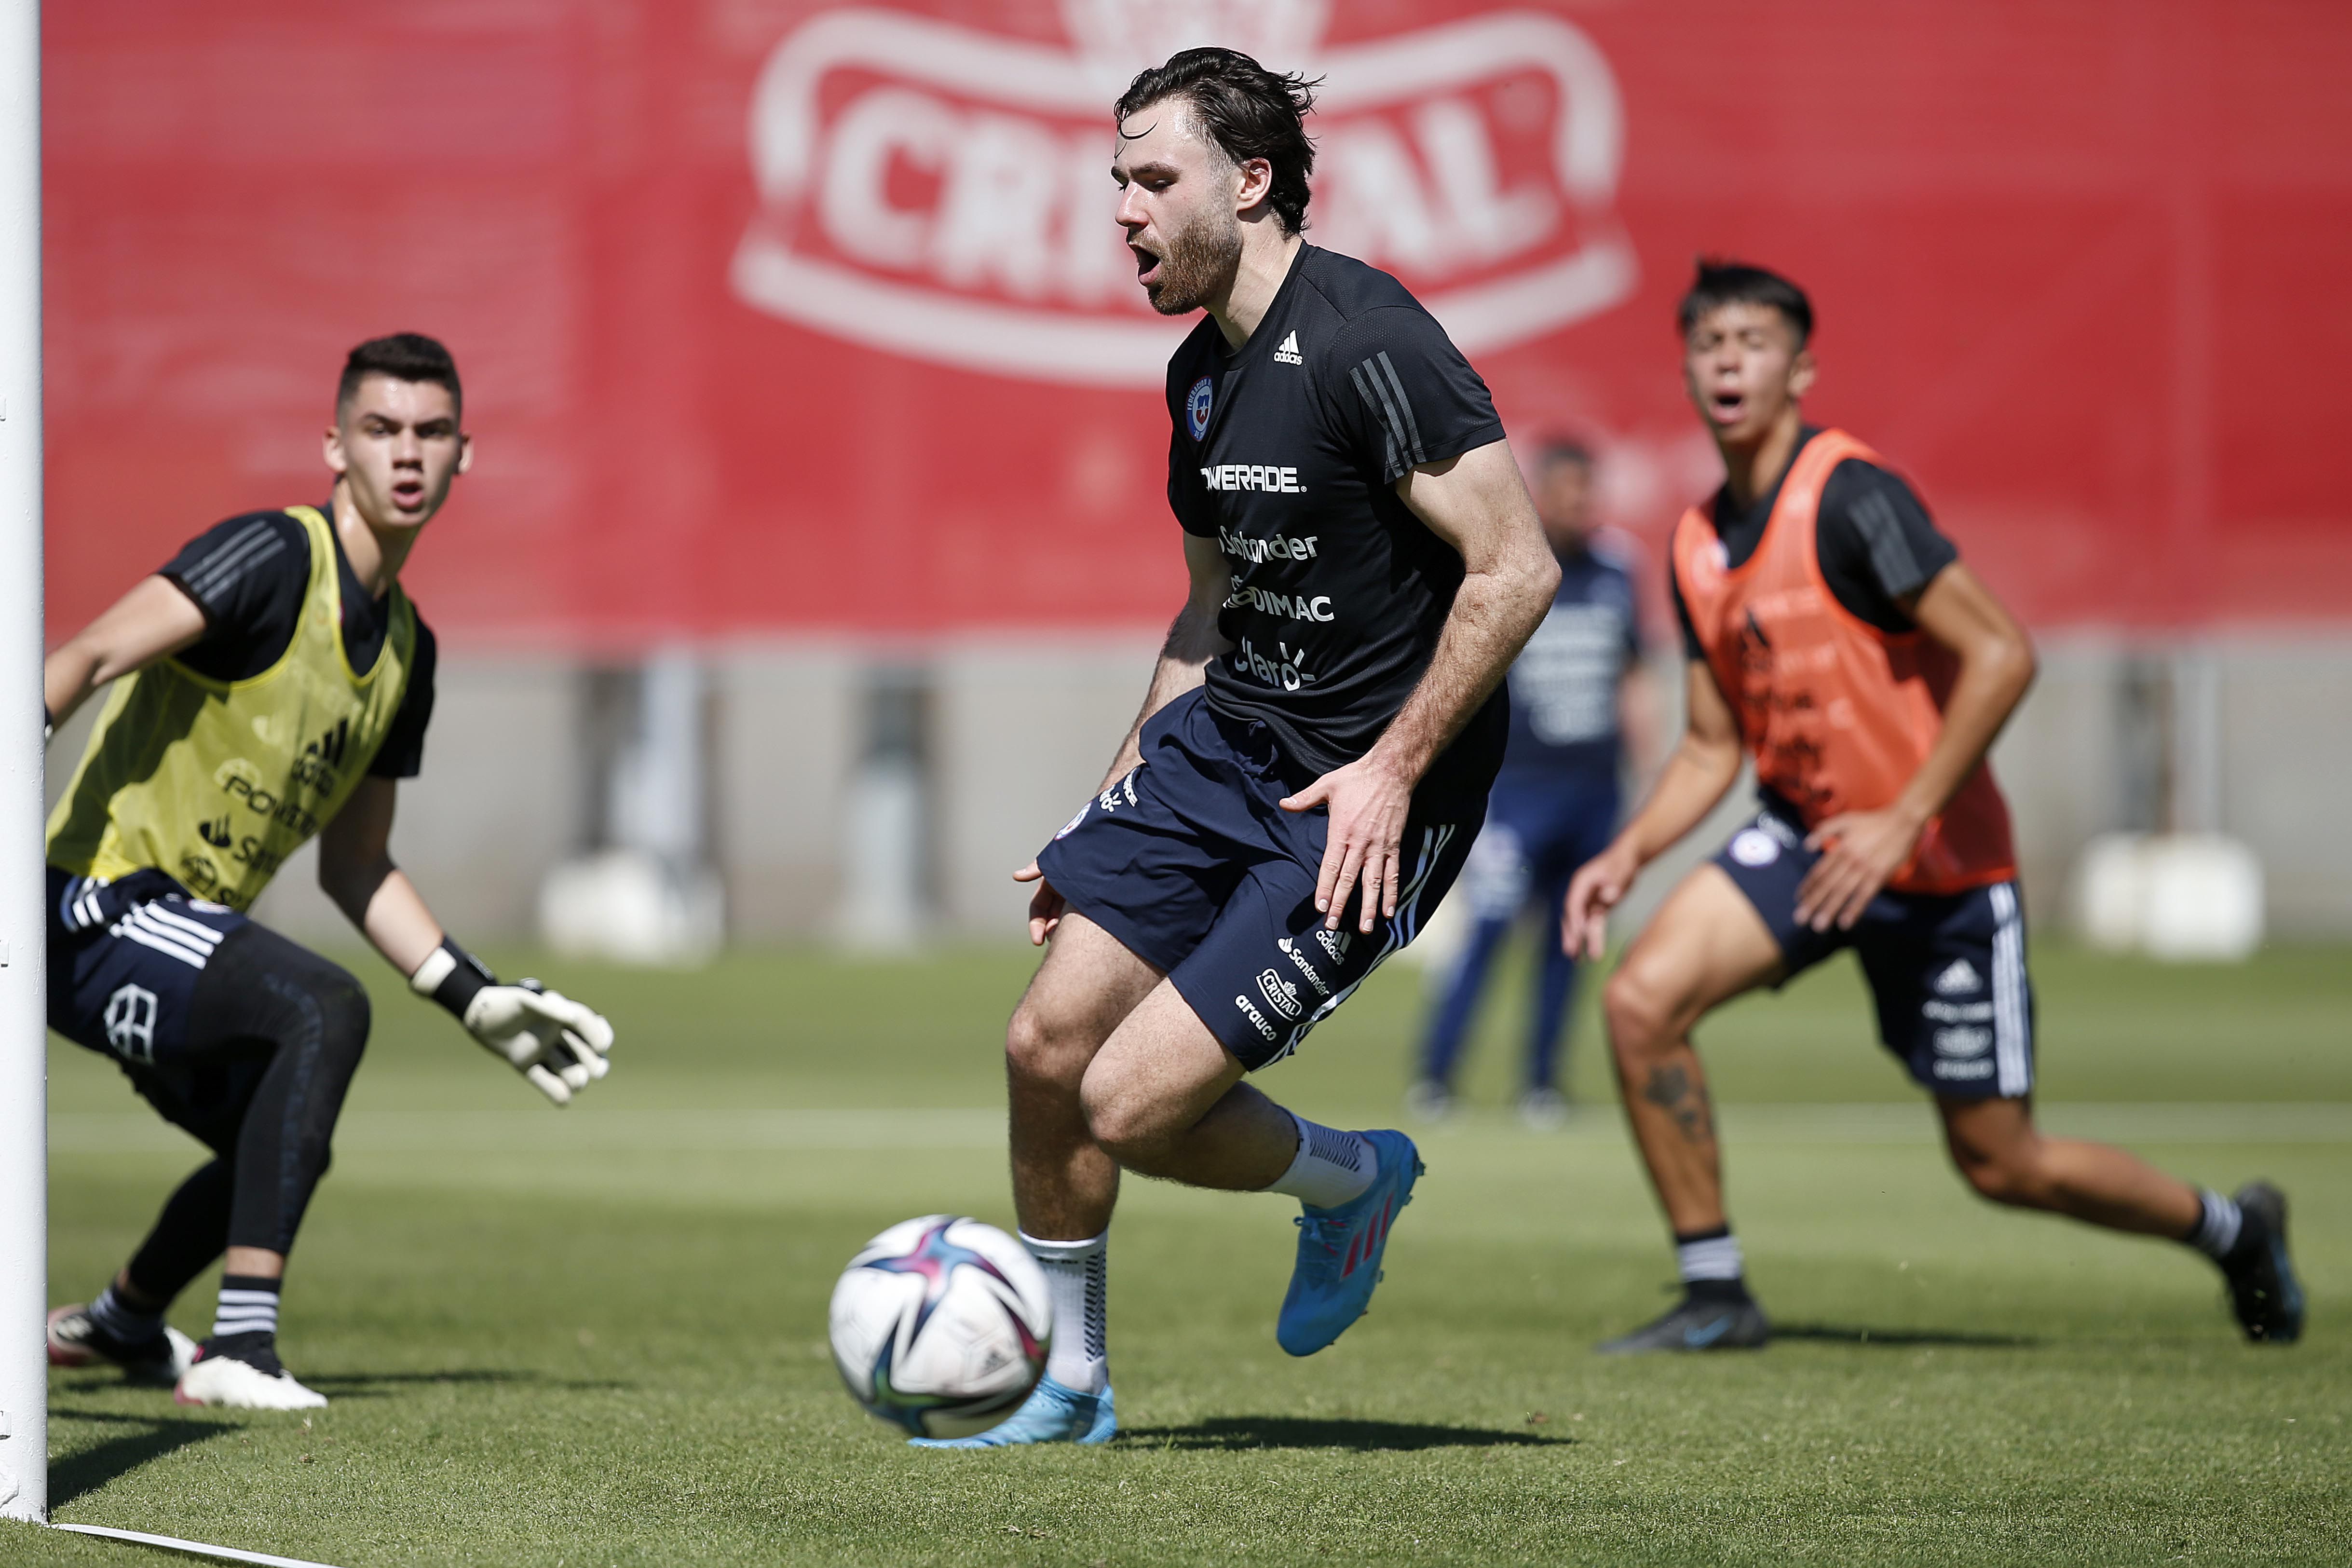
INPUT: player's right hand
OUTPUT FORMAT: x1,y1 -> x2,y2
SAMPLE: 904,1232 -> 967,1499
1013,860 -> 1065,946
462,982 -> 614,1106
1563,840 -> 1642,961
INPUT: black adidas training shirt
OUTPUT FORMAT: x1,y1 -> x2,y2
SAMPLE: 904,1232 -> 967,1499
1164,245 -> 1509,815
159,509 -> 438,778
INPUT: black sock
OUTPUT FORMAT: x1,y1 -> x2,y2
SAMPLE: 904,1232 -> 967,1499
86,1283 -> 165,1344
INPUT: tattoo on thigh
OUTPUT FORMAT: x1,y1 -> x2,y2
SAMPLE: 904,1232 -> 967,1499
1641,1063 -> 1716,1146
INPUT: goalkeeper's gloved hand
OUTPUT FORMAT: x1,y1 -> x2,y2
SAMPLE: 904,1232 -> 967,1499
410,939 -> 614,1106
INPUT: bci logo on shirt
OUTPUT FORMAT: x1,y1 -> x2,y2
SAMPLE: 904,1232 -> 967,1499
730,0 -> 1637,387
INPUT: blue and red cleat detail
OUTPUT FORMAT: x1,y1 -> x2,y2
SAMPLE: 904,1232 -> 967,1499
1277,1128 -> 1423,1356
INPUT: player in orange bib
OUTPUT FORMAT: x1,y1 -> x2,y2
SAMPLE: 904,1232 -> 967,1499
1563,262 -> 2302,1353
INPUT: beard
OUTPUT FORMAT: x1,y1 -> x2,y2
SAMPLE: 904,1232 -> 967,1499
1141,206 -> 1243,316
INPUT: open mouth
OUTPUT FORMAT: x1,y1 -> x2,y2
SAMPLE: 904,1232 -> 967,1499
1707,389 -> 1747,425
390,480 -> 426,509
1130,241 -> 1163,288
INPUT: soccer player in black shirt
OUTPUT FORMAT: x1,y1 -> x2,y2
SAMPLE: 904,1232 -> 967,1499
42,336 -> 616,1408
913,51 -> 1560,1448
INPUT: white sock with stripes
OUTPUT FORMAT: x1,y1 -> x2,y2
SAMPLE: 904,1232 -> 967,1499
1265,1115 -> 1376,1210
1021,1232 -> 1108,1394
212,1276 -> 280,1342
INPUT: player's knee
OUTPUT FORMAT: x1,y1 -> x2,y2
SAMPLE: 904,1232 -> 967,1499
1603,964 -> 1676,1057
1952,1139 -> 2053,1209
1004,1002 -> 1088,1090
311,965 -> 372,1066
1076,1070 -> 1167,1167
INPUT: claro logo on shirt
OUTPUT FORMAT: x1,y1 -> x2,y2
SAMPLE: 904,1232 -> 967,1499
732,1 -> 1635,387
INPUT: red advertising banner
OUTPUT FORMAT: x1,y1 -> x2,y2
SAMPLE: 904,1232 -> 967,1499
43,1 -> 2352,647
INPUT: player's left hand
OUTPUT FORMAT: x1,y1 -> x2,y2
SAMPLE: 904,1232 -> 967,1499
1797,805 -> 1928,931
1280,753 -> 1415,935
462,982 -> 614,1106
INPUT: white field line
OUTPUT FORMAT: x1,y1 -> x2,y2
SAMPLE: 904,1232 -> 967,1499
44,1103 -> 2352,1154
50,1521 -> 344,1568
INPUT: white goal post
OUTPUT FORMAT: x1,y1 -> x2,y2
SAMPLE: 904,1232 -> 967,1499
0,0 -> 44,1527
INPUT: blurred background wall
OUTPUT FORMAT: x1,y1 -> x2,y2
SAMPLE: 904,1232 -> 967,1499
41,1 -> 2352,945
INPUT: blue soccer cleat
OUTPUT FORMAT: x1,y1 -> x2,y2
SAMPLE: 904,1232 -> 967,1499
907,1376 -> 1116,1448
1277,1128 -> 1423,1357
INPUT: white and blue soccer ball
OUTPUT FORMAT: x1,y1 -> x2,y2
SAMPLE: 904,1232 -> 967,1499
828,1214 -> 1052,1438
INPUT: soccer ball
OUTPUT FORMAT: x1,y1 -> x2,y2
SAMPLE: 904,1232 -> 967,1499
828,1214 -> 1051,1438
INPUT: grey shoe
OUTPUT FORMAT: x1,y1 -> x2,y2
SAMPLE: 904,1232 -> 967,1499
1597,1292 -> 1770,1354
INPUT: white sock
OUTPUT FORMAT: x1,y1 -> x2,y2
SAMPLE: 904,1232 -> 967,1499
1264,1115 -> 1376,1210
1021,1231 -> 1108,1394
1676,1229 -> 1745,1285
2187,1188 -> 2243,1259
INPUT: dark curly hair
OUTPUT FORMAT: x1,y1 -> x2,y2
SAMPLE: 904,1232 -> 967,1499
1115,48 -> 1320,234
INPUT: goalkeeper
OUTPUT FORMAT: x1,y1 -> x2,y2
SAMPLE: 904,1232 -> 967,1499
41,334 -> 612,1410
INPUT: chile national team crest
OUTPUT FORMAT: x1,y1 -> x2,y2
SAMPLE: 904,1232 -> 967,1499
1186,375 -> 1213,441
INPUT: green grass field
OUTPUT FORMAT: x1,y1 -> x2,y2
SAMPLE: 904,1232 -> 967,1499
14,940 -> 2351,1565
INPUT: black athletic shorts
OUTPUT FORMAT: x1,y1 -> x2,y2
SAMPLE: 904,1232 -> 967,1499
1035,689 -> 1480,1071
47,866 -> 275,1145
1711,795 -> 2035,1100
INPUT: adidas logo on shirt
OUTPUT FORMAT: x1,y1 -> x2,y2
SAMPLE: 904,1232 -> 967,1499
1273,330 -> 1303,366
1932,958 -> 1983,996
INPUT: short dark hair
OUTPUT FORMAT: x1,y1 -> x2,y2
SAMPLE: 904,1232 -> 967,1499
337,333 -> 462,419
1115,48 -> 1320,234
1677,259 -> 1813,347
1538,438 -> 1594,471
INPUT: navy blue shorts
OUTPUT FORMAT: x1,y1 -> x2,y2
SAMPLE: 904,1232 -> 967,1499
49,867 -> 248,1071
1035,690 -> 1481,1071
1712,797 -> 2035,1100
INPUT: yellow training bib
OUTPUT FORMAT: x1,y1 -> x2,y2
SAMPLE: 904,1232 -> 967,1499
46,505 -> 416,911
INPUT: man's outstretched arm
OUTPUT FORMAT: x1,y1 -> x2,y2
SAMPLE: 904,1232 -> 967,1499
1281,437 -> 1558,933
42,576 -> 207,731
320,778 -> 614,1105
1016,534 -> 1232,945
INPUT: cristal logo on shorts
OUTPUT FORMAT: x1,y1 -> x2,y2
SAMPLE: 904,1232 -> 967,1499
1257,968 -> 1304,1021
730,1 -> 1635,386
1933,1025 -> 1993,1059
1728,828 -> 1780,867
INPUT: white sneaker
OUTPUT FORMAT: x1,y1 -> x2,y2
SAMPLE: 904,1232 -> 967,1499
175,1349 -> 328,1410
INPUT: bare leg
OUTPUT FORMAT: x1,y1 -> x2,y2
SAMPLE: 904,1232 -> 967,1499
1600,866 -> 1786,1234
1081,982 -> 1299,1190
1938,1097 -> 2201,1236
1005,914 -> 1165,1241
